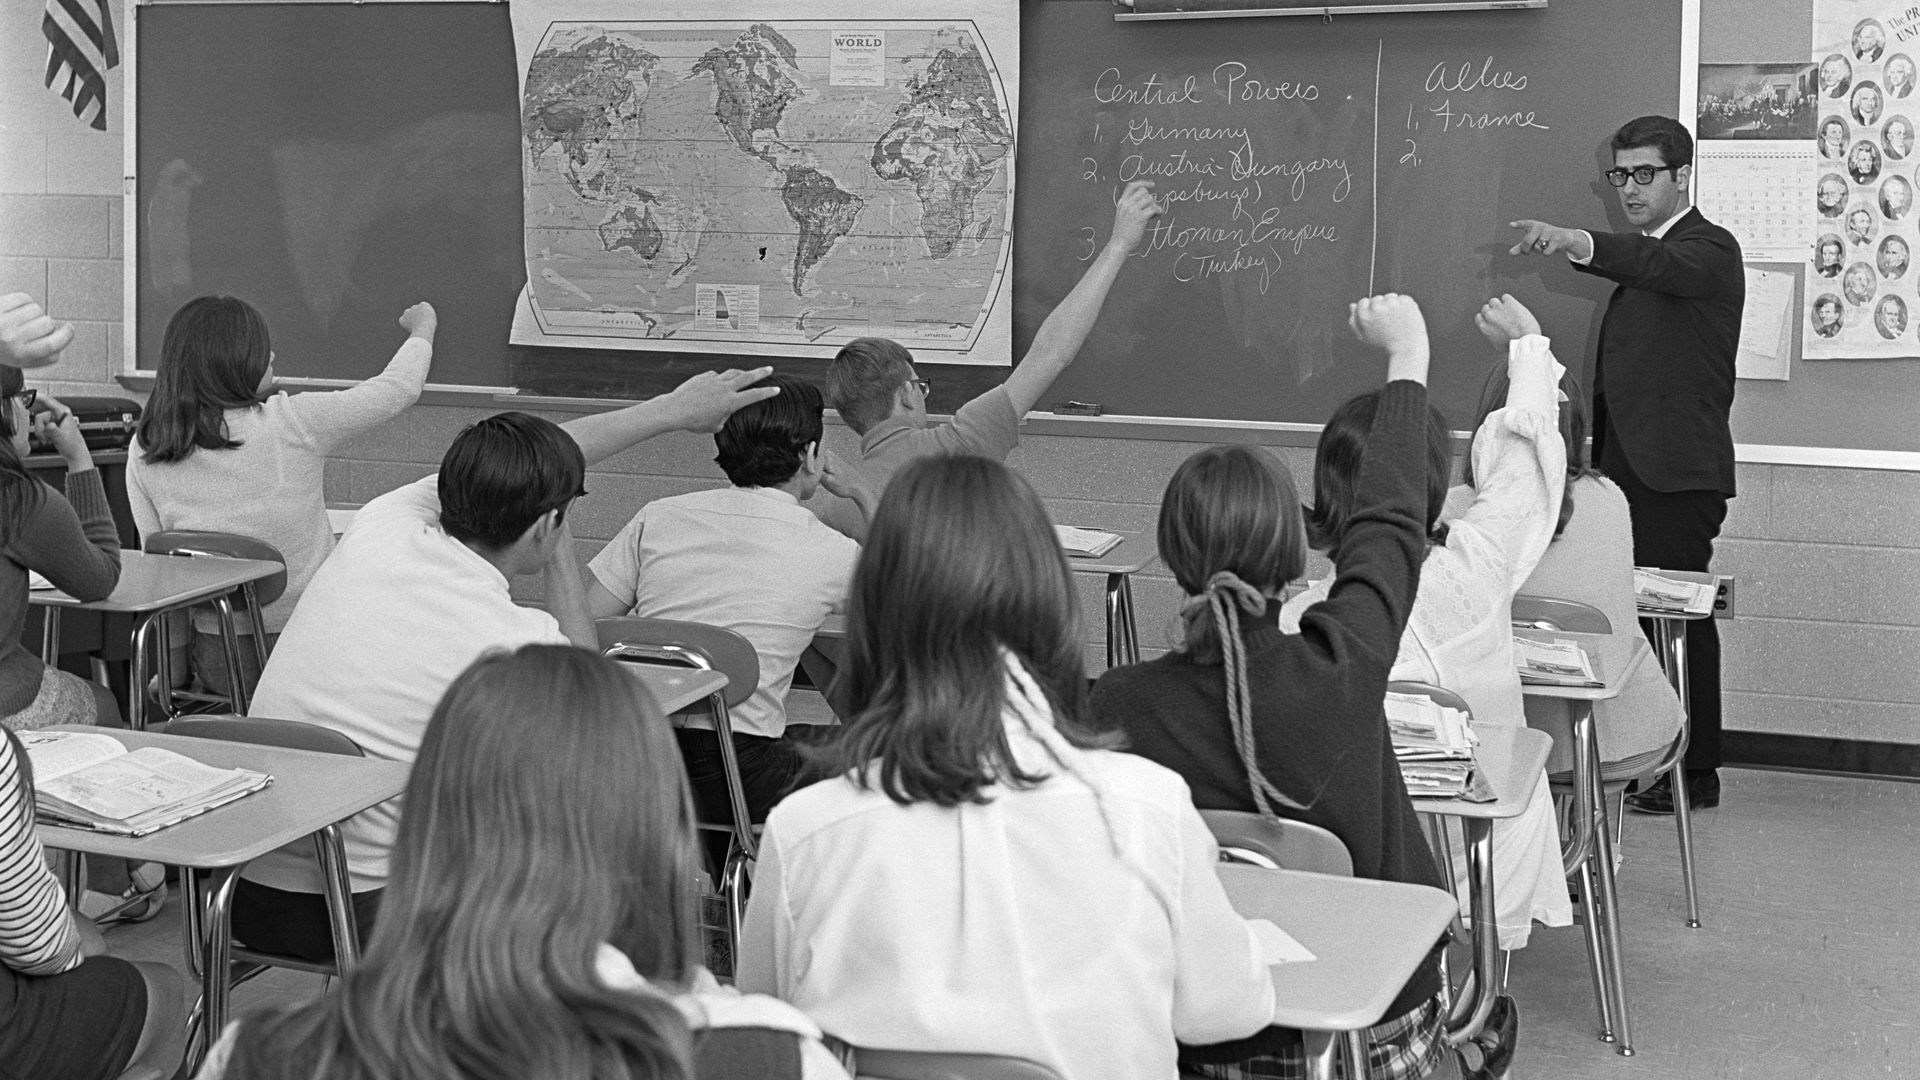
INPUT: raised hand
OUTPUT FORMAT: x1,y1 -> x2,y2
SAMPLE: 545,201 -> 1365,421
0,293 -> 74,368
398,301 -> 438,340
660,366 -> 780,433
1347,293 -> 1430,385
1108,180 -> 1164,255
1474,294 -> 1543,346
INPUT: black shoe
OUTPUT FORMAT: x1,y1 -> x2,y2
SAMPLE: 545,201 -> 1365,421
1458,995 -> 1519,1080
1625,771 -> 1720,815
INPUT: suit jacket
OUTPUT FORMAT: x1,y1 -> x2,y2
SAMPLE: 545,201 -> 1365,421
1575,207 -> 1743,496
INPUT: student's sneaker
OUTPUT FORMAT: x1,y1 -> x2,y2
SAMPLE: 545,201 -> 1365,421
80,862 -> 167,926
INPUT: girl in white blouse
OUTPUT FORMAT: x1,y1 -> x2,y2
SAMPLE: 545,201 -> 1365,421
737,454 -> 1276,1080
1282,295 -> 1573,952
129,296 -> 435,695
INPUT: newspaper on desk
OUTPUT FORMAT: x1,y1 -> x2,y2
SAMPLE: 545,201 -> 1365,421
1385,692 -> 1495,801
1514,637 -> 1604,688
1633,569 -> 1716,616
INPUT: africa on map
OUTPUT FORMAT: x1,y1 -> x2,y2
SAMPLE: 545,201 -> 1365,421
515,19 -> 1016,363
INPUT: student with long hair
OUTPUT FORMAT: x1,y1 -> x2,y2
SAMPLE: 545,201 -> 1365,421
1447,335 -> 1683,784
1089,295 -> 1452,1080
196,644 -> 850,1080
0,363 -> 121,731
0,727 -> 184,1080
128,296 -> 437,694
1281,294 -> 1573,956
738,455 -> 1276,1080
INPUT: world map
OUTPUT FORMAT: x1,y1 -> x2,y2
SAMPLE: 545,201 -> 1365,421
517,20 -> 1014,358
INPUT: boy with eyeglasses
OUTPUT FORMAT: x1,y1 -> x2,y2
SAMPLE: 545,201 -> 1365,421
1507,115 -> 1743,815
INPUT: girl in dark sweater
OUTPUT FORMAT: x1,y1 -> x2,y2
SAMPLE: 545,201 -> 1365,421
1089,294 -> 1449,1080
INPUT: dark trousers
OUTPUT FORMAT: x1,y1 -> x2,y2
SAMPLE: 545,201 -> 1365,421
230,879 -> 383,965
674,728 -> 814,876
1601,440 -> 1728,774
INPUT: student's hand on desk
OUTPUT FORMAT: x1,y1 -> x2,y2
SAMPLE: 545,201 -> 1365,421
1348,293 -> 1430,384
1507,219 -> 1590,260
1474,294 -> 1542,345
0,293 -> 74,368
1107,180 -> 1164,255
397,301 -> 437,341
660,366 -> 779,433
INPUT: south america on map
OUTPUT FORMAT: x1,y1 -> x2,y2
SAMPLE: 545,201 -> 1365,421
513,16 -> 1017,363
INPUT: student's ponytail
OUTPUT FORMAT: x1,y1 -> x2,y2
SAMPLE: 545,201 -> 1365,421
1182,571 -> 1308,820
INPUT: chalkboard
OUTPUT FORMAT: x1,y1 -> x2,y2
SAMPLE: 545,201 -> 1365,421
1017,0 -> 1683,426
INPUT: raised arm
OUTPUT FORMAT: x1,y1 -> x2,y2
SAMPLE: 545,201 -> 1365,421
561,367 -> 779,467
0,294 -> 74,369
1001,181 -> 1163,416
282,302 -> 436,452
1452,295 -> 1567,591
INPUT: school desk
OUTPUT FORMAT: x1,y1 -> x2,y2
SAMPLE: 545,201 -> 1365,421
1634,568 -> 1731,931
1216,862 -> 1458,1080
35,726 -> 410,1071
1513,628 -> 1651,1057
1069,529 -> 1158,668
1408,725 -> 1553,1047
30,551 -> 283,729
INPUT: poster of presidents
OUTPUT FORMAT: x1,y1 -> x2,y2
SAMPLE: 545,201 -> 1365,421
508,0 -> 1019,365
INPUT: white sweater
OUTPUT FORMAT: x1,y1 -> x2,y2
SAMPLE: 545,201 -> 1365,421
128,336 -> 430,634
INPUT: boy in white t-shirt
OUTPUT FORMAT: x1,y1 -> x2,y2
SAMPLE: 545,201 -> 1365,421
233,367 -> 779,963
589,374 -> 872,839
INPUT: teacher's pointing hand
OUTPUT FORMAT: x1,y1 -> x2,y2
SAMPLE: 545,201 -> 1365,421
1507,220 -> 1592,260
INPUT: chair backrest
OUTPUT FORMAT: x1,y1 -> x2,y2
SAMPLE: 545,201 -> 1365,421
596,616 -> 760,710
1199,809 -> 1354,877
144,529 -> 290,610
1510,594 -> 1611,634
853,1049 -> 1067,1080
162,714 -> 363,757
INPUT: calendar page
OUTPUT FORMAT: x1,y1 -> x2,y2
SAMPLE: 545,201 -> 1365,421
1696,143 -> 1818,262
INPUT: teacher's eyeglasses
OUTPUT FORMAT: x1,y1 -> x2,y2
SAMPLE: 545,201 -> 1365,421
1604,165 -> 1679,187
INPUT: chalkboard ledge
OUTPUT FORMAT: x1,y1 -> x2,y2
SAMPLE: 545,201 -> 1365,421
117,373 -> 513,410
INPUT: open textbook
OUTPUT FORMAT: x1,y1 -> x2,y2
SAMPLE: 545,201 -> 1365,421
20,730 -> 271,836
1634,569 -> 1715,616
1385,692 -> 1492,801
1054,525 -> 1122,558
1514,637 -> 1603,688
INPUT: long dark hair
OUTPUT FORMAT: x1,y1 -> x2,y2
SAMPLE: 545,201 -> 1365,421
1307,391 -> 1453,560
1460,360 -> 1594,537
0,365 -> 47,550
137,296 -> 273,464
229,646 -> 696,1080
823,454 -> 1117,808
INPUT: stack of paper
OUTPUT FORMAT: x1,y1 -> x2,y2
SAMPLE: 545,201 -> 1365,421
1386,692 -> 1478,798
1055,525 -> 1122,558
1634,569 -> 1715,616
22,730 -> 272,836
1514,637 -> 1602,688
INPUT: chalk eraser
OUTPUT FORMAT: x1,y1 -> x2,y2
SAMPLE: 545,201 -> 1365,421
1052,401 -> 1104,416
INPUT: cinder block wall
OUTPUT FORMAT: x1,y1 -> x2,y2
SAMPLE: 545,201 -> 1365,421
5,1 -> 1916,749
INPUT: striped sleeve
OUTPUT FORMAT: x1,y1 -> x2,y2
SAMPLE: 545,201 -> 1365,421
0,735 -> 82,975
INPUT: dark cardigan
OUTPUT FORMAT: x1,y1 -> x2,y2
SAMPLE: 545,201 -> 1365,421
1090,379 -> 1445,1034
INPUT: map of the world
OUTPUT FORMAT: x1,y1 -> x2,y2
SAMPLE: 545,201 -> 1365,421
514,19 -> 1016,362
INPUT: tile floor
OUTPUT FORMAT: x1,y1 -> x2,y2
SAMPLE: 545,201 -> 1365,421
101,766 -> 1920,1078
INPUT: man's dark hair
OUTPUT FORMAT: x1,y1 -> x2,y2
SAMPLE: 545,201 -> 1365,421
1611,115 -> 1694,170
826,337 -> 915,435
438,412 -> 584,551
714,374 -> 823,488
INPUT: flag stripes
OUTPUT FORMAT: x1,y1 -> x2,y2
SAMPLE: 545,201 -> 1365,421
42,0 -> 119,132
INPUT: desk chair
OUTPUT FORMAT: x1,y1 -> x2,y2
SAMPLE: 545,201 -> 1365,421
142,531 -> 288,718
1201,810 -> 1354,877
852,1050 -> 1065,1080
1511,593 -> 1700,925
160,714 -> 364,1051
596,617 -> 760,952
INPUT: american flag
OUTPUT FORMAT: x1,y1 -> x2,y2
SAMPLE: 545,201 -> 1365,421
42,0 -> 120,132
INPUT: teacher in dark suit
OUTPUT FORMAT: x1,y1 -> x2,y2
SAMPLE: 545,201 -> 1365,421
1508,115 -> 1744,814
